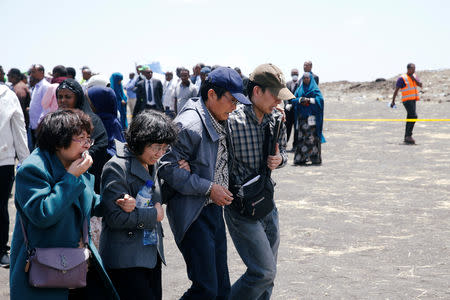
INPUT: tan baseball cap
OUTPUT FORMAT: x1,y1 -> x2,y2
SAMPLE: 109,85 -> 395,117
249,63 -> 295,100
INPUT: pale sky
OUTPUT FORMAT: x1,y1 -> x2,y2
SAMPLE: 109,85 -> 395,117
2,0 -> 449,83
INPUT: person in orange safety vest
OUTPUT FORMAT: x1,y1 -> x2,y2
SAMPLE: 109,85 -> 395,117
391,63 -> 423,144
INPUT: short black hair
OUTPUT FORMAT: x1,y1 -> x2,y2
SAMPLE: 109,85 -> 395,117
125,110 -> 178,156
0,65 -> 4,74
37,109 -> 92,154
200,78 -> 227,102
246,80 -> 266,101
32,64 -> 45,73
66,67 -> 76,78
8,68 -> 22,79
407,63 -> 415,69
53,65 -> 67,77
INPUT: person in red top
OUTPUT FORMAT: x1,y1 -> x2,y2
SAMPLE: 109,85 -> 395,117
391,63 -> 422,144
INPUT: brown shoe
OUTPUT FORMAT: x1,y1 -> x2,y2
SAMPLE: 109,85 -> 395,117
404,136 -> 416,144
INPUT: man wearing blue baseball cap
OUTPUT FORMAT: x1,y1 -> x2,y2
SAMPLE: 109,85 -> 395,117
159,67 -> 249,299
225,63 -> 293,299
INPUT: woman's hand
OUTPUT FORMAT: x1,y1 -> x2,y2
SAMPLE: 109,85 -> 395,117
115,194 -> 136,213
178,159 -> 191,172
155,202 -> 164,222
67,152 -> 93,177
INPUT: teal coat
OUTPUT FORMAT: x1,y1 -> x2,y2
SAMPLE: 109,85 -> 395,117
9,148 -> 116,300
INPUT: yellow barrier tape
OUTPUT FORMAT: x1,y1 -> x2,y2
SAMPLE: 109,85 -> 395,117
324,119 -> 450,122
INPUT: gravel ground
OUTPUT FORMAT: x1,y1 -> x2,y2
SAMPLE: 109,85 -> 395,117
1,99 -> 449,299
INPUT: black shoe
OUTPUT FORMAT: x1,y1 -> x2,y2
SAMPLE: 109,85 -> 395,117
404,136 -> 416,144
0,253 -> 10,268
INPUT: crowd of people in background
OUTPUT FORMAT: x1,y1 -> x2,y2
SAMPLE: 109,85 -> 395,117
0,59 -> 421,299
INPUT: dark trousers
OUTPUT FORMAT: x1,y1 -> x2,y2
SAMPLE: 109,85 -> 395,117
285,107 -> 295,144
178,204 -> 230,300
0,165 -> 14,254
68,263 -> 112,300
107,258 -> 162,300
403,100 -> 417,138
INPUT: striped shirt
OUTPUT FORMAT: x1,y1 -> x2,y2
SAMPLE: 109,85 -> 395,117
205,106 -> 229,205
228,104 -> 287,186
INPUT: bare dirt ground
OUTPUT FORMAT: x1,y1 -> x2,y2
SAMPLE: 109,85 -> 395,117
1,74 -> 450,299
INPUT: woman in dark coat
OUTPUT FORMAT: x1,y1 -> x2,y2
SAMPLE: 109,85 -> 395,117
56,79 -> 108,193
87,86 -> 125,158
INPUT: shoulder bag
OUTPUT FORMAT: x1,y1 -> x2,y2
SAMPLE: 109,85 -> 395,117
230,116 -> 282,220
20,216 -> 90,289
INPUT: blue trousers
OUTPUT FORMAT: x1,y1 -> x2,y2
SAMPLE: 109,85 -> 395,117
178,204 -> 230,300
224,206 -> 280,300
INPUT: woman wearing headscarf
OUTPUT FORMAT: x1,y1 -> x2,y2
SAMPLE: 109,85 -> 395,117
56,78 -> 108,193
110,73 -> 128,130
292,72 -> 326,165
39,83 -> 59,123
88,86 -> 125,158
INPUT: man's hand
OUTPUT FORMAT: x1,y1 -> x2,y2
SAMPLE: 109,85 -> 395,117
178,159 -> 191,172
155,202 -> 164,222
267,144 -> 282,170
210,184 -> 233,206
390,100 -> 396,108
115,194 -> 136,213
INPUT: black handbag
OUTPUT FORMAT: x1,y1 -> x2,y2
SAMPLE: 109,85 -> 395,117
230,116 -> 282,220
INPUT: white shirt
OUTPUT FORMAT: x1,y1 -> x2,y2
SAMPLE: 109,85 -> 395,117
29,78 -> 50,129
0,85 -> 30,166
175,81 -> 198,112
144,79 -> 155,106
162,80 -> 176,110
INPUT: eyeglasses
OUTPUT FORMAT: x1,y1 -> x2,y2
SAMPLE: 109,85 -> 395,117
72,138 -> 94,147
148,144 -> 169,153
223,93 -> 239,106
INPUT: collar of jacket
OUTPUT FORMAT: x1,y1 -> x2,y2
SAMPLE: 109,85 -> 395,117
179,97 -> 222,143
114,140 -> 152,181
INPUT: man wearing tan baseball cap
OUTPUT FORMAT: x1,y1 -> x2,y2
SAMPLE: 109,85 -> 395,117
225,63 -> 294,299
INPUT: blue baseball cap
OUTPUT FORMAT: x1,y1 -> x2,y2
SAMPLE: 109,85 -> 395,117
208,67 -> 251,105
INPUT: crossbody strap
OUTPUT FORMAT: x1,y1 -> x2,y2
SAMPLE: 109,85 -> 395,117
19,214 -> 89,251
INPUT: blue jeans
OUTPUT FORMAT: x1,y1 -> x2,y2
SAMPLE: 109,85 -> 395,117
224,206 -> 280,300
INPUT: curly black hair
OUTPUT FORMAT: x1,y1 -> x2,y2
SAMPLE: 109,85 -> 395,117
125,110 -> 178,156
36,109 -> 92,153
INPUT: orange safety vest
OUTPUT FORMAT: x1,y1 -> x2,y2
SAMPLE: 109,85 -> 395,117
400,74 -> 419,102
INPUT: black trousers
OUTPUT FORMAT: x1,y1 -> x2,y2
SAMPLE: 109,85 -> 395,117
403,100 -> 417,138
68,266 -> 112,300
285,107 -> 295,143
0,165 -> 15,254
107,258 -> 162,300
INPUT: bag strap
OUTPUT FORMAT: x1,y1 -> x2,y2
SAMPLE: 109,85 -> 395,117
260,115 -> 282,177
19,214 -> 89,250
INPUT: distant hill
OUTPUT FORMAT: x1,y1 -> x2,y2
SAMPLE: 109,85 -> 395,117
320,69 -> 450,103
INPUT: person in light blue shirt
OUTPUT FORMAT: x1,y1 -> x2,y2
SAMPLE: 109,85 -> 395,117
29,64 -> 50,150
125,73 -> 137,119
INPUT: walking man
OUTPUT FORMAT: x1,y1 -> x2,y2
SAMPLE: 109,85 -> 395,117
225,63 -> 293,299
159,67 -> 250,299
391,63 -> 422,144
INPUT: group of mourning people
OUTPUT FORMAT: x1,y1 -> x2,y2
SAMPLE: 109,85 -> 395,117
0,61 -> 326,300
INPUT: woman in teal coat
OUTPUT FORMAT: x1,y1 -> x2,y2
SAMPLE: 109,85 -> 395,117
9,110 -> 121,300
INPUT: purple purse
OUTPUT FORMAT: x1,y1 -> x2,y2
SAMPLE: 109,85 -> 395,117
20,216 -> 90,289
